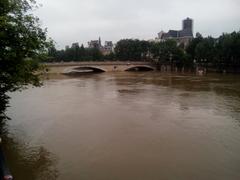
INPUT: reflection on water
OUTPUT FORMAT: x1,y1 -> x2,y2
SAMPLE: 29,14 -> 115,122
5,72 -> 240,179
0,125 -> 58,180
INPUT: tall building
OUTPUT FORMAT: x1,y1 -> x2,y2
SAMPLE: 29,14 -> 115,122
157,17 -> 194,47
183,18 -> 193,31
181,17 -> 193,37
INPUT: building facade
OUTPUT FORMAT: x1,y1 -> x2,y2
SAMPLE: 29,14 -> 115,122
88,37 -> 113,55
88,37 -> 102,49
157,17 -> 194,47
102,41 -> 113,55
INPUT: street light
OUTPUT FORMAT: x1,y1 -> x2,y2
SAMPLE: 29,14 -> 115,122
169,53 -> 173,72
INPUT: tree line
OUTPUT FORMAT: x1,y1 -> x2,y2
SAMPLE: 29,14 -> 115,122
186,32 -> 240,72
47,31 -> 240,72
48,44 -> 102,61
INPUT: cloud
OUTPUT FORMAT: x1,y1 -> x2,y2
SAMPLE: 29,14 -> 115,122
35,0 -> 240,49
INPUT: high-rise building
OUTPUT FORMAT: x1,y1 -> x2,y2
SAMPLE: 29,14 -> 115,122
183,17 -> 193,31
156,18 -> 194,47
181,17 -> 193,37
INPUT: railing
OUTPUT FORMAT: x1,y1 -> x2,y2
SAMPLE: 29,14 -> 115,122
43,61 -> 152,66
0,138 -> 13,180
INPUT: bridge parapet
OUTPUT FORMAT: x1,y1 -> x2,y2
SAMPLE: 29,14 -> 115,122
44,61 -> 155,74
44,61 -> 152,67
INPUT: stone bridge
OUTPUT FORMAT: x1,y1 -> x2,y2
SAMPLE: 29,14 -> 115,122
44,61 -> 156,74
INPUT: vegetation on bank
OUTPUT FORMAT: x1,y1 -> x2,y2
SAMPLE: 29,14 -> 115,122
0,0 -> 50,117
47,31 -> 240,72
48,44 -> 106,62
186,32 -> 240,71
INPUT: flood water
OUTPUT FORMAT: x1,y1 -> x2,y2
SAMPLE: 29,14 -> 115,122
5,72 -> 240,180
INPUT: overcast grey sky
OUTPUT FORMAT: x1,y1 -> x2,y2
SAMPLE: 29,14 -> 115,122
35,0 -> 240,49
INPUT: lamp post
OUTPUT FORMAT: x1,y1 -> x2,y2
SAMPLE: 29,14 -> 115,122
169,53 -> 173,72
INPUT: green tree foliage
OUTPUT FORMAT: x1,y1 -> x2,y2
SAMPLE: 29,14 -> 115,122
47,44 -> 104,62
104,52 -> 115,61
195,37 -> 216,63
217,32 -> 240,66
85,48 -> 103,61
186,33 -> 203,60
114,39 -> 150,61
150,40 -> 186,67
47,31 -> 240,72
114,39 -> 189,68
0,0 -> 49,116
186,31 -> 240,71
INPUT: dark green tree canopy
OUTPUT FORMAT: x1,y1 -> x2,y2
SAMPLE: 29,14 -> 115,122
47,44 -> 104,62
186,31 -> 240,70
0,0 -> 49,116
114,39 -> 150,61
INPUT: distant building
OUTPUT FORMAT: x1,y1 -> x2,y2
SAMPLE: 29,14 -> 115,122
65,45 -> 70,50
71,42 -> 80,48
102,41 -> 113,55
88,37 -> 102,49
157,17 -> 194,47
104,41 -> 113,51
88,37 -> 113,55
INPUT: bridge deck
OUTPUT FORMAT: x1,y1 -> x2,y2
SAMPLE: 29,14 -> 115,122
44,61 -> 155,73
44,61 -> 151,67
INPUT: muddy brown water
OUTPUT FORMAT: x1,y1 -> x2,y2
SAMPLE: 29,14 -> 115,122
5,72 -> 240,180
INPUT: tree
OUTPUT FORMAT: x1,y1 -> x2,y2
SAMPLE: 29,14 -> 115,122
195,37 -> 216,64
47,45 -> 57,62
79,44 -> 86,61
0,0 -> 49,117
186,32 -> 203,60
115,39 -> 150,61
185,31 -> 240,72
217,32 -> 240,66
86,48 -> 103,61
150,40 -> 185,65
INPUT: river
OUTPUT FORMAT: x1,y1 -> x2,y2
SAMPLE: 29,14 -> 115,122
4,72 -> 240,180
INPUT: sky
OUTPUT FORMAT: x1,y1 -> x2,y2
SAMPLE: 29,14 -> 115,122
35,0 -> 240,49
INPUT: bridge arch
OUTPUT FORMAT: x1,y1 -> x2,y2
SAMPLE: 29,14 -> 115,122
124,65 -> 155,72
63,66 -> 106,74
